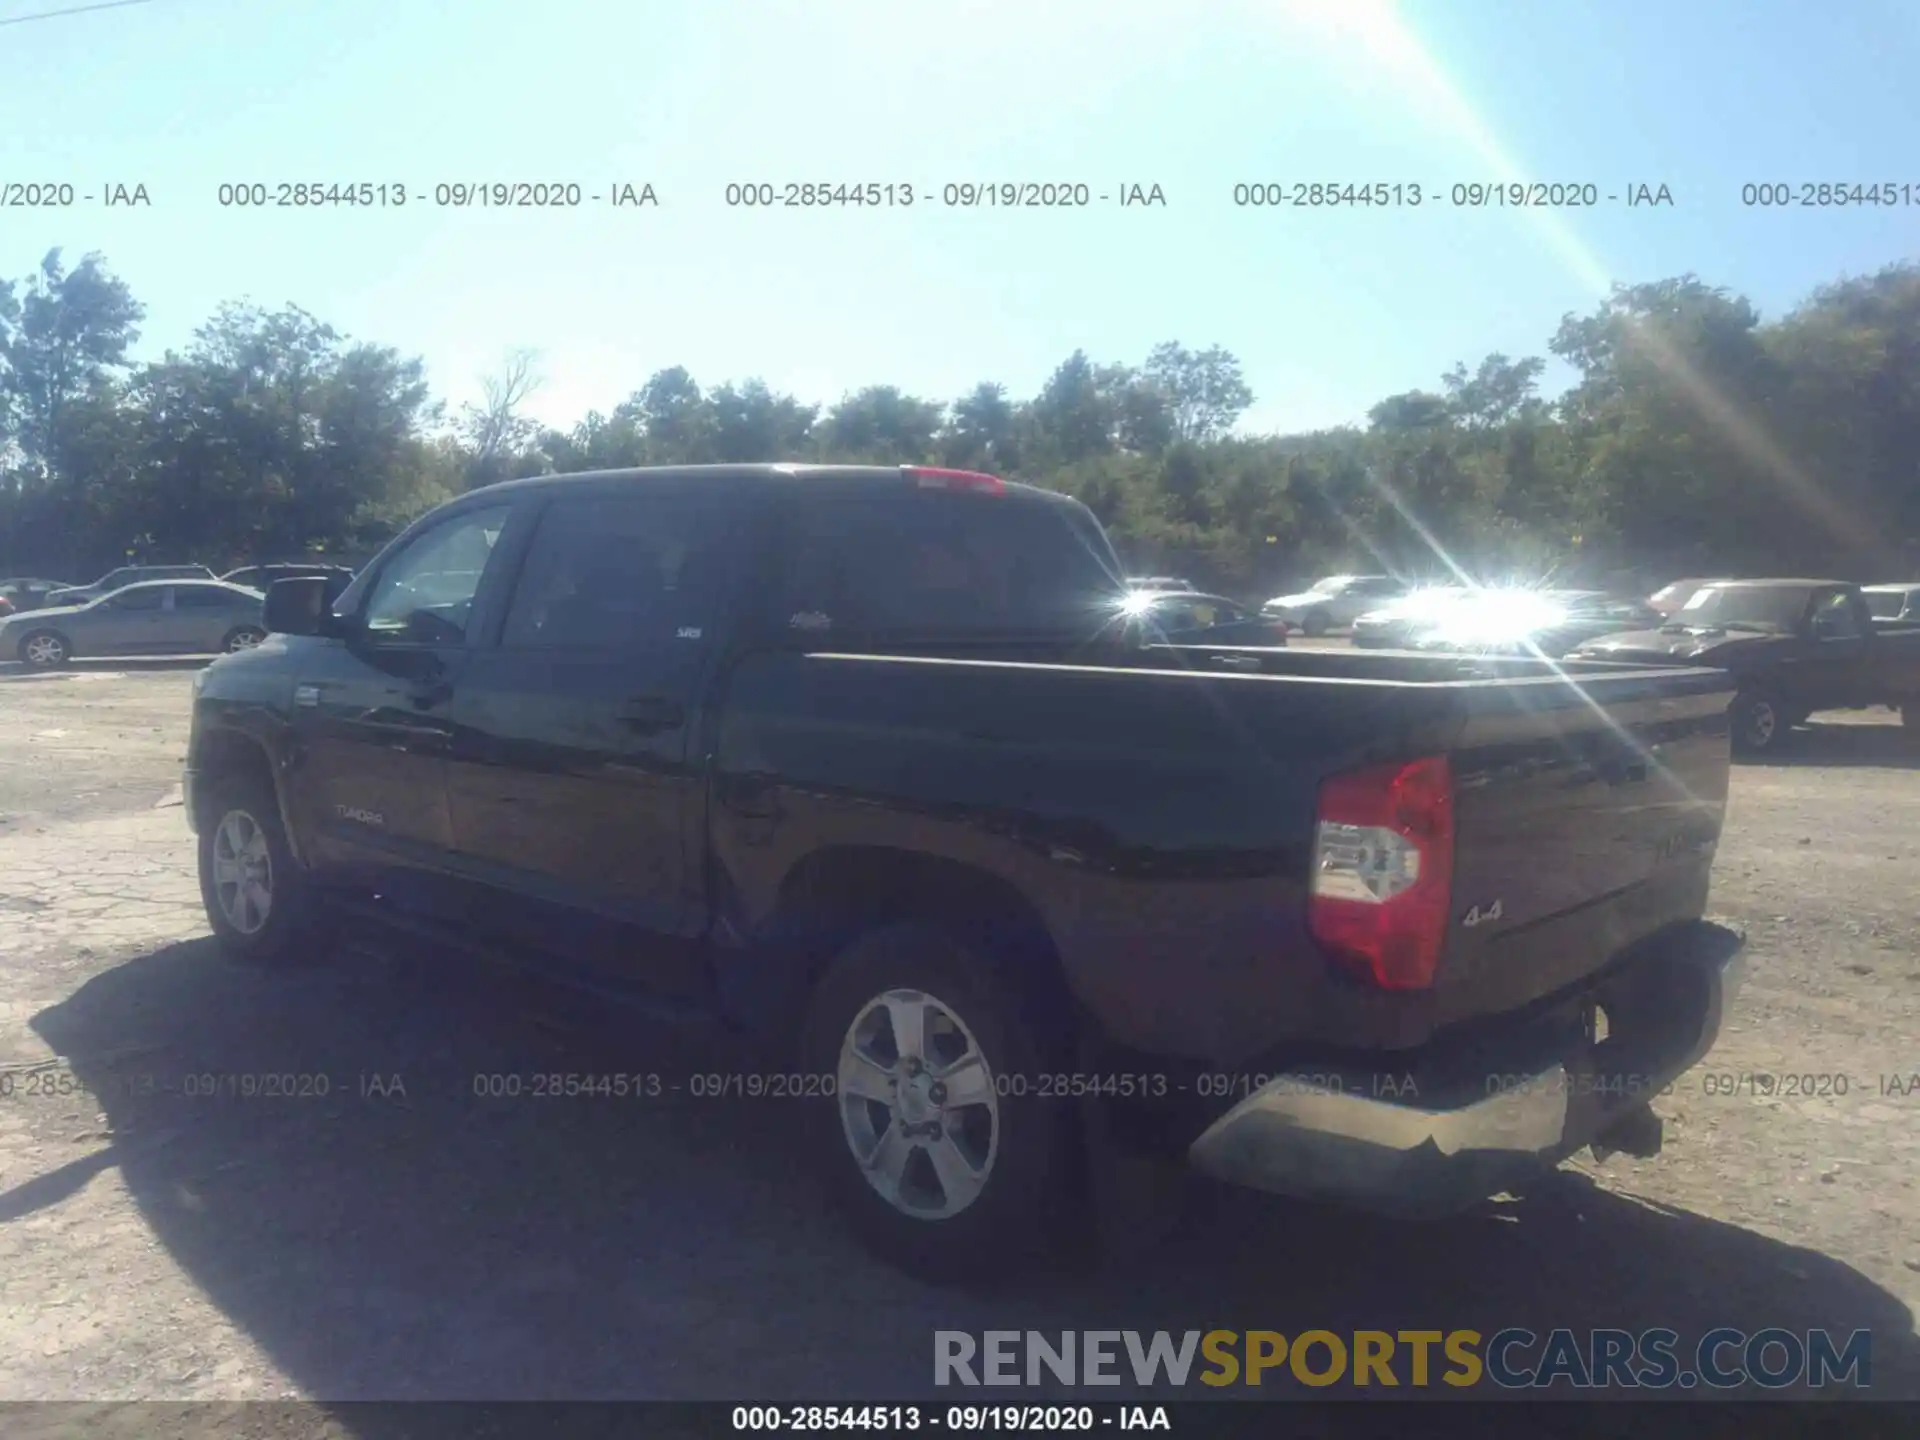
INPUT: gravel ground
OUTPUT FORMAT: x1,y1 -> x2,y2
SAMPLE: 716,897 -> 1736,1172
0,655 -> 1916,1429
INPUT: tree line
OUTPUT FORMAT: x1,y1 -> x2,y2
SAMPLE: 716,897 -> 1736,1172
3,246 -> 1917,597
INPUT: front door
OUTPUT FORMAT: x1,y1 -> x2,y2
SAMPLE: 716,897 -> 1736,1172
85,585 -> 170,652
441,486 -> 739,998
282,502 -> 518,911
1784,589 -> 1874,712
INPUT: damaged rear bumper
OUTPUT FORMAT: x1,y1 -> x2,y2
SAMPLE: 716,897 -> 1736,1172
1186,920 -> 1746,1216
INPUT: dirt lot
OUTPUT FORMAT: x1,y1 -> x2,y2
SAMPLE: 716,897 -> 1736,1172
0,655 -> 1916,1426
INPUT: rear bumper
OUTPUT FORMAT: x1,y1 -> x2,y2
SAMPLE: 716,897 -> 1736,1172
1186,920 -> 1745,1216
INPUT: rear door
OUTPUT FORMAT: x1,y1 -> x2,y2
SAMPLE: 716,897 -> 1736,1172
167,583 -> 240,651
440,484 -> 744,996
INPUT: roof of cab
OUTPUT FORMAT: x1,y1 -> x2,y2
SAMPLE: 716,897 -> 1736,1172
462,463 -> 1067,505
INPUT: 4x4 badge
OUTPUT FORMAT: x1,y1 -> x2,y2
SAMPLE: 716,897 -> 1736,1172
1462,899 -> 1504,928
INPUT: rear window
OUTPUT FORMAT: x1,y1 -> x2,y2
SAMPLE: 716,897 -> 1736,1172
777,488 -> 1126,641
1865,590 -> 1910,619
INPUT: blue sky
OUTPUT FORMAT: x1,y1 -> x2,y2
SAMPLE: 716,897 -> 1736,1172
3,0 -> 1917,437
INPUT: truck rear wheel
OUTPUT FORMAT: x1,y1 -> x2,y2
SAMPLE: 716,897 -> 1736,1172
197,773 -> 336,966
798,922 -> 1077,1282
1730,692 -> 1786,757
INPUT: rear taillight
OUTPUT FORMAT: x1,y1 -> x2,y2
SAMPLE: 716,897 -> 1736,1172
904,465 -> 1005,494
1308,754 -> 1454,990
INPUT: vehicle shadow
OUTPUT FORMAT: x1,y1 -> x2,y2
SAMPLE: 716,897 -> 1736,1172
18,934 -> 1919,1417
1752,720 -> 1920,770
0,657 -> 215,682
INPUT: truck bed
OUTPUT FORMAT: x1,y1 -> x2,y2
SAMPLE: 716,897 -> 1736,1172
710,642 -> 1736,1066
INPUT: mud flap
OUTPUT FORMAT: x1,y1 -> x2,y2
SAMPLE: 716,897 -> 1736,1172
1590,1102 -> 1663,1162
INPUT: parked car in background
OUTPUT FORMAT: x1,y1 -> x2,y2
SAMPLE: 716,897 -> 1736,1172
1124,575 -> 1196,592
1119,590 -> 1290,647
3,579 -> 267,667
0,577 -> 75,617
221,562 -> 356,592
46,563 -> 217,608
1414,590 -> 1664,659
1574,578 -> 1920,755
1349,587 -> 1475,648
1647,577 -> 1728,617
1862,582 -> 1920,623
186,462 -> 1742,1281
1260,574 -> 1406,636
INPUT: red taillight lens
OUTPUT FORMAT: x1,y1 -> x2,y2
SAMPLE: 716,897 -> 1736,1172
903,465 -> 1005,494
1308,754 -> 1454,990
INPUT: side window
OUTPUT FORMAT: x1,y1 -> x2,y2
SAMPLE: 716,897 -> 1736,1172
501,492 -> 727,651
362,505 -> 512,644
174,586 -> 230,609
1811,592 -> 1863,640
108,587 -> 165,612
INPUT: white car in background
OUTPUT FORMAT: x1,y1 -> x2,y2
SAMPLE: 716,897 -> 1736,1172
1259,574 -> 1406,636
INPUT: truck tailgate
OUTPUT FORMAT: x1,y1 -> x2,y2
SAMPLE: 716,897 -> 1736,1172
1432,664 -> 1734,1026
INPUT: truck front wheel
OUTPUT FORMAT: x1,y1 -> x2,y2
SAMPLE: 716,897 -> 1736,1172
1730,692 -> 1787,757
197,773 -> 337,966
798,922 -> 1078,1282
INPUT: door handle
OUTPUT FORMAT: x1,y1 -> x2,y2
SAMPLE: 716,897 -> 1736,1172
618,696 -> 686,732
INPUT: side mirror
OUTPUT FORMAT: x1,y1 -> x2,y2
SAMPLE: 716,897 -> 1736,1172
264,576 -> 341,637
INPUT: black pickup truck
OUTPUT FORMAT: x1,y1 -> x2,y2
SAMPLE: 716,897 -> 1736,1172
183,463 -> 1745,1280
1573,578 -> 1920,756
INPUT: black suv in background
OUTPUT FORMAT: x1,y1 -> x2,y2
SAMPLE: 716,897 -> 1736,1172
183,463 -> 1743,1279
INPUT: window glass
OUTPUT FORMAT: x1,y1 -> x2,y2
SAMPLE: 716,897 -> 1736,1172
1811,592 -> 1863,639
1187,601 -> 1225,627
363,505 -> 511,643
107,586 -> 165,611
1865,591 -> 1906,619
173,585 -> 231,609
501,493 -> 726,650
778,488 -> 1125,641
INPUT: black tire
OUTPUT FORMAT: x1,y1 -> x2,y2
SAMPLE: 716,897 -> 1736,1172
1301,609 -> 1331,638
797,921 -> 1078,1283
197,771 -> 336,966
221,625 -> 268,652
1730,691 -> 1787,757
16,629 -> 71,667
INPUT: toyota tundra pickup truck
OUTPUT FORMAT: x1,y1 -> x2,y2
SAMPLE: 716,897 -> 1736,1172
1573,577 -> 1920,756
182,463 -> 1745,1280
